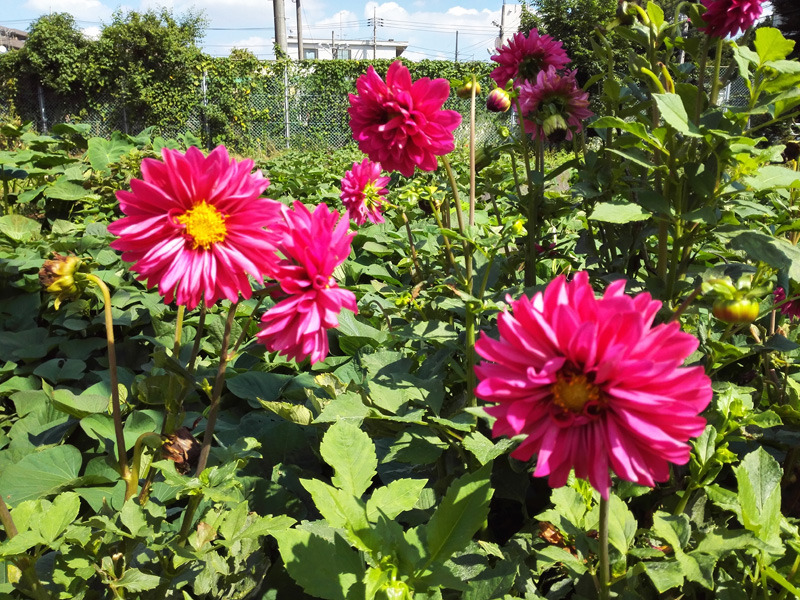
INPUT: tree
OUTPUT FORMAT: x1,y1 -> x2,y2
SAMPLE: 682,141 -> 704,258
772,0 -> 800,59
18,13 -> 89,96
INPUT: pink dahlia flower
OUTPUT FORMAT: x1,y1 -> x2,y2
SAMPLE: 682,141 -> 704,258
518,67 -> 593,143
340,158 -> 390,225
490,29 -> 571,89
699,0 -> 763,39
348,61 -> 462,178
256,202 -> 357,364
474,272 -> 712,499
774,287 -> 800,321
108,146 -> 281,310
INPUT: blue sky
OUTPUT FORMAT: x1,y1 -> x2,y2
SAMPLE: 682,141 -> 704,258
3,0 -> 513,61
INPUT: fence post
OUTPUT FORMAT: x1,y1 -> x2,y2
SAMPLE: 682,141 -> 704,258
37,83 -> 48,133
202,69 -> 211,149
283,64 -> 290,149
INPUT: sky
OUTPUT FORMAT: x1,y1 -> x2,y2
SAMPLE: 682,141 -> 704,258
2,0 -> 517,61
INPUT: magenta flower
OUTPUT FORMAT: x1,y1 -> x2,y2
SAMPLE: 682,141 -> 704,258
348,61 -> 462,178
340,158 -> 390,225
486,88 -> 512,113
518,67 -> 593,143
256,202 -> 357,364
474,272 -> 712,498
774,287 -> 800,320
699,0 -> 763,39
490,30 -> 571,89
108,146 -> 281,310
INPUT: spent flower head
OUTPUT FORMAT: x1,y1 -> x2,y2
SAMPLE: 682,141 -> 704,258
518,67 -> 593,143
39,253 -> 88,309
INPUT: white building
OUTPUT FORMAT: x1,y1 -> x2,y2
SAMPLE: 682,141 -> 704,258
286,36 -> 408,60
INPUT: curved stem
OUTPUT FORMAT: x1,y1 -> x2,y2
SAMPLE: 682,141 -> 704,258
86,274 -> 130,491
173,305 -> 185,357
0,494 -> 18,537
128,432 -> 164,500
401,211 -> 423,283
597,496 -> 610,600
468,74 -> 477,227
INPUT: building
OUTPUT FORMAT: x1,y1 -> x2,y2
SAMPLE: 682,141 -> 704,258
286,36 -> 408,60
0,27 -> 27,52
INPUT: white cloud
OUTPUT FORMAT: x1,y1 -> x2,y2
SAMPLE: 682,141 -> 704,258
24,0 -> 112,22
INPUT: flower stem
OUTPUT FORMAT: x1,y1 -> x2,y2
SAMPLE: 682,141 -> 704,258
0,494 -> 18,537
178,301 -> 238,544
694,35 -> 712,124
468,74 -> 477,228
597,496 -> 611,600
429,197 -> 458,273
173,305 -> 185,357
86,274 -> 132,497
401,211 -> 423,283
526,135 -> 544,287
709,38 -> 724,107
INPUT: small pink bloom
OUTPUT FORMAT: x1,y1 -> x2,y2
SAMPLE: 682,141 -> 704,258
699,0 -> 763,39
518,67 -> 594,143
490,29 -> 571,89
474,272 -> 712,499
774,287 -> 800,320
256,202 -> 357,364
108,146 -> 281,310
348,61 -> 462,178
340,158 -> 390,225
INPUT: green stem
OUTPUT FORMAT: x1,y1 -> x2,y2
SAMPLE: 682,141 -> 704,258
86,274 -> 131,495
173,305 -> 185,357
128,432 -> 164,497
525,135 -> 544,287
0,494 -> 18,537
178,301 -> 238,544
709,38 -> 724,107
229,296 -> 264,359
429,197 -> 458,274
694,35 -> 712,124
401,211 -> 423,283
597,496 -> 610,600
468,74 -> 477,228
776,553 -> 800,600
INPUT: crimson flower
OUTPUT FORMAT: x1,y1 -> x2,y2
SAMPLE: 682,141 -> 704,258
774,287 -> 800,320
518,67 -> 593,143
474,272 -> 712,498
348,61 -> 462,178
108,146 -> 281,310
256,202 -> 357,364
340,158 -> 390,225
490,30 -> 571,89
699,0 -> 763,39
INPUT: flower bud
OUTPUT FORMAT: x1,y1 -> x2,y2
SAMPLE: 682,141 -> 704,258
712,298 -> 759,324
39,253 -> 86,309
456,79 -> 481,99
486,88 -> 511,112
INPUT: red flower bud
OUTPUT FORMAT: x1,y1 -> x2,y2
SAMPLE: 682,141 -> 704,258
486,88 -> 511,112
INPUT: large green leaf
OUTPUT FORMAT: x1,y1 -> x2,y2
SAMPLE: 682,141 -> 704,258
754,27 -> 795,64
731,230 -> 800,282
320,420 -> 376,497
0,445 -> 82,504
366,478 -> 427,522
274,529 -> 366,600
590,201 -> 651,223
418,463 -> 493,572
226,371 -> 293,405
87,134 -> 134,174
653,93 -> 701,137
0,215 -> 41,242
735,447 -> 782,547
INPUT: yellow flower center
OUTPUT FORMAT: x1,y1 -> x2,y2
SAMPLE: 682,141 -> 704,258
176,201 -> 227,249
362,182 -> 382,208
551,371 -> 601,413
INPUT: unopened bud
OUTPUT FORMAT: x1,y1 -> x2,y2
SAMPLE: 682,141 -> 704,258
456,79 -> 481,99
39,253 -> 86,309
486,88 -> 511,112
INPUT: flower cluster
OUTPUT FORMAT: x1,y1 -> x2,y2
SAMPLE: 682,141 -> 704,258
109,146 -> 356,364
348,61 -> 462,178
699,0 -> 763,39
474,272 -> 712,498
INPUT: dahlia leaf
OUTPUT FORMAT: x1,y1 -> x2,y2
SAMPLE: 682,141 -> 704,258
653,93 -> 702,137
366,478 -> 427,522
320,420 -> 377,498
734,447 -> 783,547
754,27 -> 795,64
417,463 -> 493,574
589,200 -> 651,224
643,560 -> 684,593
731,231 -> 800,282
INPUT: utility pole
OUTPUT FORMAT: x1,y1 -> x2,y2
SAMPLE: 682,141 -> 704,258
332,30 -> 336,59
455,31 -> 459,62
296,0 -> 303,60
273,0 -> 287,58
499,0 -> 506,44
372,7 -> 377,60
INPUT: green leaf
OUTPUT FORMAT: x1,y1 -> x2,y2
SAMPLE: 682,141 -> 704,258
735,447 -> 782,546
274,529 -> 366,600
731,231 -> 800,282
43,180 -> 96,202
419,464 -> 493,572
0,215 -> 41,242
643,560 -> 685,593
37,491 -> 80,544
745,165 -> 800,190
114,568 -> 162,592
257,400 -> 314,425
0,445 -> 82,504
754,27 -> 795,64
653,93 -> 701,137
32,358 -> 86,383
320,421 -> 377,497
589,201 -> 651,223
366,478 -> 427,522
462,431 -> 515,465
87,135 -> 133,173
227,371 -> 293,404
51,388 -> 108,418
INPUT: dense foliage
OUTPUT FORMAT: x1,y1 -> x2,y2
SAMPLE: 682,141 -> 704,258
1,2 -> 800,600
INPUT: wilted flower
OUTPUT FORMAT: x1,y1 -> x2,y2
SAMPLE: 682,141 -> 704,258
474,272 -> 712,498
162,427 -> 201,474
108,146 -> 282,310
518,67 -> 593,142
348,61 -> 462,178
256,202 -> 357,364
486,88 -> 512,113
698,0 -> 763,39
39,253 -> 86,309
490,29 -> 571,89
774,287 -> 800,321
340,158 -> 390,225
